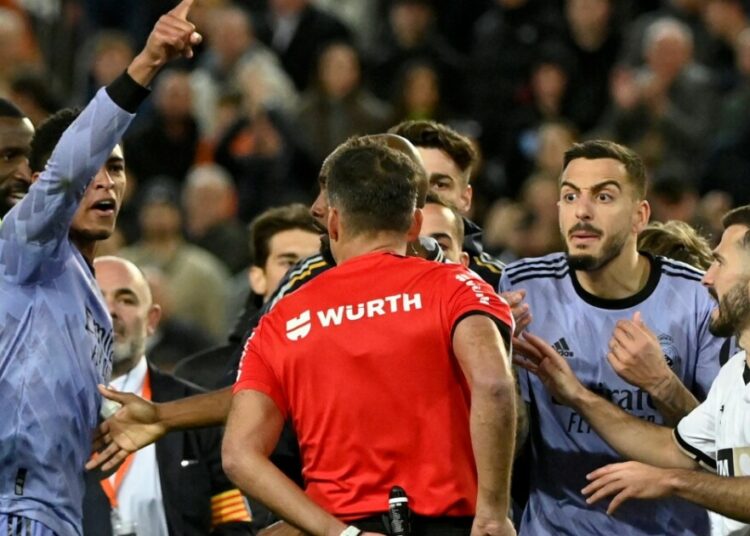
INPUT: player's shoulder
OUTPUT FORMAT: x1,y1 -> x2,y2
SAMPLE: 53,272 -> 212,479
501,252 -> 568,287
655,255 -> 705,284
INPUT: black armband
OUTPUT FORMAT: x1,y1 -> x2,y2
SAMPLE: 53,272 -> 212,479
105,71 -> 151,113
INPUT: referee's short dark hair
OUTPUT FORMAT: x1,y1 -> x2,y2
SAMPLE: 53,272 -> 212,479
722,205 -> 750,249
327,139 -> 421,236
249,203 -> 319,268
563,140 -> 647,199
29,107 -> 81,173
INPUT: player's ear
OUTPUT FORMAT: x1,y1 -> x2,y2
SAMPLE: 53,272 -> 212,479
328,207 -> 341,241
634,199 -> 650,233
459,251 -> 470,267
406,208 -> 423,242
249,266 -> 267,297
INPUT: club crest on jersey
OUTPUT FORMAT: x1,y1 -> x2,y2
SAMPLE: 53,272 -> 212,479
286,310 -> 312,341
285,293 -> 423,341
657,333 -> 679,368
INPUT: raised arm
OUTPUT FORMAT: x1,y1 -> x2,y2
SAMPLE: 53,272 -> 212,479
453,315 -> 517,536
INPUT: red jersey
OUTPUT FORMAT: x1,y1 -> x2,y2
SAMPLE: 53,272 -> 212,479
235,252 -> 513,519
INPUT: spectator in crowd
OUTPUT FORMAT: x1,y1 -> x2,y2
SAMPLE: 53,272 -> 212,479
8,71 -> 63,127
603,17 -> 717,184
83,256 -> 253,536
120,178 -> 230,342
471,0 -> 564,159
183,163 -> 251,275
500,140 -> 725,535
391,60 -> 451,124
0,97 -> 33,219
701,0 -> 750,90
370,0 -> 464,113
222,138 -> 517,536
141,265 -> 215,373
514,206 -> 750,536
562,0 -> 622,132
420,192 -> 469,265
124,69 -> 199,187
191,4 -> 297,138
73,30 -> 135,105
256,0 -> 351,91
295,41 -> 392,164
637,220 -> 714,269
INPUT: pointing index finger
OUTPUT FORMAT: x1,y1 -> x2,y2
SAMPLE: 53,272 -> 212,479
169,0 -> 195,20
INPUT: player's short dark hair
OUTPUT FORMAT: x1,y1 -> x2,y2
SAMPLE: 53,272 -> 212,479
638,220 -> 713,270
722,205 -> 750,250
327,140 -> 421,236
0,98 -> 25,119
249,203 -> 319,268
29,107 -> 81,172
563,140 -> 647,199
424,191 -> 465,244
389,120 -> 478,183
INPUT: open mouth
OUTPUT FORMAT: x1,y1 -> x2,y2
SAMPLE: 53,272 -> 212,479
92,199 -> 117,215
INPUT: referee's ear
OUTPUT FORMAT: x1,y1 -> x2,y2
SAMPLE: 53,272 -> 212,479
406,208 -> 423,242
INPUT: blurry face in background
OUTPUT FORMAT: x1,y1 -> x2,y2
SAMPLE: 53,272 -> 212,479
208,8 -> 251,67
250,228 -> 321,301
319,44 -> 360,99
566,0 -> 611,36
390,2 -> 433,46
93,41 -> 134,87
736,30 -> 750,77
139,201 -> 182,241
0,116 -> 33,217
402,64 -> 440,114
420,202 -> 468,265
646,26 -> 692,81
155,72 -> 193,121
70,146 -> 126,241
535,123 -> 576,176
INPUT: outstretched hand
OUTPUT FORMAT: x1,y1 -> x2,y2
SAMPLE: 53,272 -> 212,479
582,461 -> 674,515
87,384 -> 166,473
512,332 -> 585,407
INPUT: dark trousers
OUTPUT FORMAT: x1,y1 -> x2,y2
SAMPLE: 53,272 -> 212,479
352,514 -> 473,536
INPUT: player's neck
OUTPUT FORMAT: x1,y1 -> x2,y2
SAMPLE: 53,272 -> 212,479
575,247 -> 649,300
71,236 -> 97,266
332,233 -> 408,264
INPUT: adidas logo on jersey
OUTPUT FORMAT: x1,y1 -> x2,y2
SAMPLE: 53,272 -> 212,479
285,293 -> 423,341
553,338 -> 574,358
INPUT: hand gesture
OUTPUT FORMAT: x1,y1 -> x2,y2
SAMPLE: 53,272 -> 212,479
582,461 -> 674,514
499,289 -> 531,335
513,332 -> 585,406
607,312 -> 672,393
86,385 -> 166,473
144,0 -> 202,64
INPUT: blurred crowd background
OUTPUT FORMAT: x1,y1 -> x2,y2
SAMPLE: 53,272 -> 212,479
3,0 -> 747,364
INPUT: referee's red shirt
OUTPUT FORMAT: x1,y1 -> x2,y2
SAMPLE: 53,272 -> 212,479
235,252 -> 513,519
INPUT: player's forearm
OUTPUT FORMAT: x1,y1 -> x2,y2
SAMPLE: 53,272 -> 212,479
471,376 -> 516,517
647,372 -> 699,426
156,387 -> 233,430
668,469 -> 750,522
571,389 -> 691,468
223,449 -> 346,536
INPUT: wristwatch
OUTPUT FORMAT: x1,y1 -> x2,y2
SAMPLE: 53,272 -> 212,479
340,526 -> 362,536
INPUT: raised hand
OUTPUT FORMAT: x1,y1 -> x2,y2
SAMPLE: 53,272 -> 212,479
582,461 -> 674,515
500,289 -> 531,335
86,385 -> 166,473
128,0 -> 203,86
607,311 -> 672,392
512,332 -> 585,407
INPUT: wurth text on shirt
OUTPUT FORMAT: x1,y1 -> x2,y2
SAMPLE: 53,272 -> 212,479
455,273 -> 491,305
286,293 -> 423,341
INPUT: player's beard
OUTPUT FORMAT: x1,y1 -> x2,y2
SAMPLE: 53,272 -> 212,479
566,223 -> 628,272
708,278 -> 750,337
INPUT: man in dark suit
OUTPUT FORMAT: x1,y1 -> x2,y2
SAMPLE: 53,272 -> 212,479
83,256 -> 253,536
